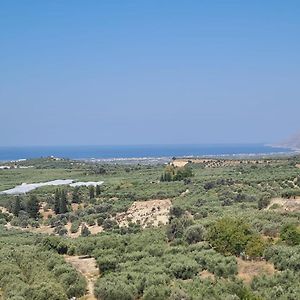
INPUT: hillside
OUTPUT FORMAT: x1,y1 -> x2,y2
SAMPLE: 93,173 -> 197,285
1,157 -> 300,300
276,131 -> 300,150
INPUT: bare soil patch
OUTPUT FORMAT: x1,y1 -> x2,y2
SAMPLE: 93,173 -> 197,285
237,258 -> 276,284
116,199 -> 172,228
0,206 -> 11,215
171,160 -> 189,167
39,202 -> 54,220
65,255 -> 99,300
199,270 -> 215,281
65,222 -> 103,238
180,189 -> 189,197
71,203 -> 81,212
267,197 -> 300,212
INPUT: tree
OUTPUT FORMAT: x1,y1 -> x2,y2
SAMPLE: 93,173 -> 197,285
245,235 -> 266,258
96,185 -> 101,196
72,187 -> 80,203
143,285 -> 170,300
54,189 -> 60,214
81,224 -> 91,237
184,225 -> 206,244
169,257 -> 198,279
280,223 -> 300,246
26,195 -> 40,219
258,196 -> 270,210
166,217 -> 193,241
207,217 -> 256,256
94,277 -> 134,300
89,186 -> 95,199
12,196 -> 22,216
169,206 -> 184,218
59,190 -> 68,214
54,189 -> 68,214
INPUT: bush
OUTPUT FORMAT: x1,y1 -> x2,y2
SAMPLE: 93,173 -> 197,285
143,285 -> 170,300
70,221 -> 80,233
97,255 -> 118,273
207,217 -> 265,257
184,225 -> 205,244
280,223 -> 300,246
94,277 -> 135,300
166,256 -> 198,280
169,287 -> 190,300
102,219 -> 118,230
81,224 -> 91,237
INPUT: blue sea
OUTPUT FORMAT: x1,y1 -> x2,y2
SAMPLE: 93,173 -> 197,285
0,144 -> 294,162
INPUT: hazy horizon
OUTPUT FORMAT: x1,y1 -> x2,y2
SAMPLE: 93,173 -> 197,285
1,1 -> 300,146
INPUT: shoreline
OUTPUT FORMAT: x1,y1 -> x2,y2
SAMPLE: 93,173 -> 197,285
0,151 -> 298,165
0,144 -> 297,164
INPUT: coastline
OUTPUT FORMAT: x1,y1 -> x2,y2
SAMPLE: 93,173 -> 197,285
0,144 -> 296,163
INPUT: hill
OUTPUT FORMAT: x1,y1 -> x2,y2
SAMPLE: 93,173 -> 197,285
276,131 -> 300,150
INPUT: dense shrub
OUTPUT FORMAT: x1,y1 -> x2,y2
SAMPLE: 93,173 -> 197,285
94,276 -> 135,300
207,217 -> 266,257
184,225 -> 206,244
280,223 -> 300,245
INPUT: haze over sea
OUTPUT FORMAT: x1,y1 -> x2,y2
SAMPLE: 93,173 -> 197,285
0,144 -> 294,162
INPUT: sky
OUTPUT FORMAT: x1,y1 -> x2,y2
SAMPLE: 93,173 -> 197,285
1,0 -> 300,146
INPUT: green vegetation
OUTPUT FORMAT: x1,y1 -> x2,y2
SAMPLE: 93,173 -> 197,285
207,217 -> 266,258
0,228 -> 86,300
0,156 -> 300,299
160,164 -> 193,182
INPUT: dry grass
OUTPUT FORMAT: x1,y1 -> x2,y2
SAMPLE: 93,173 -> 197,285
171,160 -> 189,167
199,270 -> 215,281
116,199 -> 172,228
39,202 -> 54,220
237,258 -> 276,284
267,197 -> 300,212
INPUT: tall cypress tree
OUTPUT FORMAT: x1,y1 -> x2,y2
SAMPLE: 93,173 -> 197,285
27,195 -> 40,219
13,196 -> 22,216
95,185 -> 101,196
72,187 -> 80,203
54,189 -> 60,214
59,189 -> 68,214
89,186 -> 95,199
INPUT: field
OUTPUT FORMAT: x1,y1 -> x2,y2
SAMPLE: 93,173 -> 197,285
0,156 -> 300,300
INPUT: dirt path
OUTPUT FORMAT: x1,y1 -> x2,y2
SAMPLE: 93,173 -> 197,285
65,255 -> 99,300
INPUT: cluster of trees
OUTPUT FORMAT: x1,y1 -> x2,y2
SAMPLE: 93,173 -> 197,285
8,195 -> 40,227
11,195 -> 40,219
251,270 -> 300,299
54,189 -> 68,214
87,185 -> 102,199
56,228 -> 260,300
0,230 -> 86,300
160,165 -> 193,182
203,178 -> 234,191
2,156 -> 300,300
207,217 -> 267,258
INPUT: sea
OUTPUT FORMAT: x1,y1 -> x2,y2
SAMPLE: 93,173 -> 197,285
0,144 -> 295,163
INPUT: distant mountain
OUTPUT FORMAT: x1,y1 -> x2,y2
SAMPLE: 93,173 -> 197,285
276,131 -> 300,150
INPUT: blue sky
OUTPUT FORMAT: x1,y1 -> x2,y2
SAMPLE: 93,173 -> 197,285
1,1 -> 299,146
